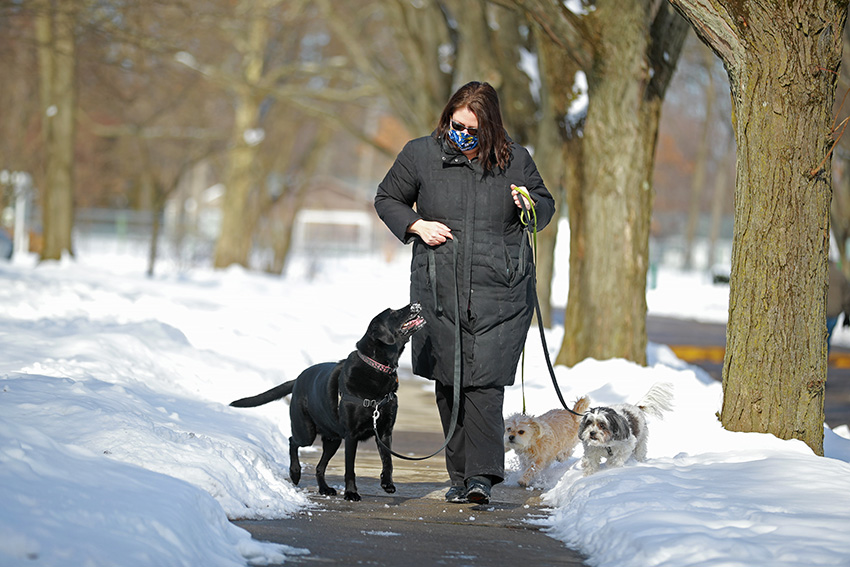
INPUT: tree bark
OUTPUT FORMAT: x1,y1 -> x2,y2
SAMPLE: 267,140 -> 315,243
670,0 -> 848,455
35,0 -> 76,261
213,91 -> 263,269
557,1 -> 689,366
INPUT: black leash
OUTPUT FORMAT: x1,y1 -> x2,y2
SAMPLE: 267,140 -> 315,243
371,237 -> 462,461
514,187 -> 584,418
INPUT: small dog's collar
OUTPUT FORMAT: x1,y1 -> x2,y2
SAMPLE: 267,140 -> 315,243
357,351 -> 396,375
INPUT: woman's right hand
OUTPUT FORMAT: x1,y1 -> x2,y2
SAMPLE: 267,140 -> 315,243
408,219 -> 453,246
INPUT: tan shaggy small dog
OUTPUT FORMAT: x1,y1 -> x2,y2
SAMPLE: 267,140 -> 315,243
504,396 -> 591,487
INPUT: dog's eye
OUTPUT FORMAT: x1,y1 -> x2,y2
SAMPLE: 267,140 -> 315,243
517,429 -> 525,435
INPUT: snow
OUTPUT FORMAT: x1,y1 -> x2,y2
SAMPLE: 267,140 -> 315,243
2,243 -> 850,567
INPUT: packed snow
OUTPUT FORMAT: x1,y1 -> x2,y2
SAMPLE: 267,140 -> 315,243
2,241 -> 849,567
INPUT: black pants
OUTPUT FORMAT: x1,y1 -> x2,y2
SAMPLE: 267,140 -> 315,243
434,381 -> 505,486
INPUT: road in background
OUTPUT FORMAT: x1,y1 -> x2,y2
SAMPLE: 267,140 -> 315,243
549,310 -> 850,429
646,315 -> 850,430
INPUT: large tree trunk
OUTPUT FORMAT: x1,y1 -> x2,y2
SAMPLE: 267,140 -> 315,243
213,94 -> 263,269
670,0 -> 848,455
35,0 -> 76,261
557,1 -> 689,366
212,0 -> 273,269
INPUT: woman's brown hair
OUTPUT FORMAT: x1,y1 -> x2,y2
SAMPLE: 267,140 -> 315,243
435,81 -> 512,173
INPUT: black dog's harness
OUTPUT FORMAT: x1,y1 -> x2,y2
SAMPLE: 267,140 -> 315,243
341,389 -> 397,410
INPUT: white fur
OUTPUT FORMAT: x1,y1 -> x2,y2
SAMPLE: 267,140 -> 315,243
579,382 -> 674,476
504,396 -> 590,487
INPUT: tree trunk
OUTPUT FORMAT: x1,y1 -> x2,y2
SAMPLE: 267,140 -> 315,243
212,0 -> 273,269
671,0 -> 848,455
264,125 -> 332,275
35,0 -> 76,261
557,1 -> 688,366
147,183 -> 164,279
213,94 -> 263,269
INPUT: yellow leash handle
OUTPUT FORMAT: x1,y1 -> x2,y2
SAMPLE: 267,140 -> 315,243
513,184 -> 538,263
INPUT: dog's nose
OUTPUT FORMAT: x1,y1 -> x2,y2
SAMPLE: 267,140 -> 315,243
589,432 -> 597,439
508,435 -> 514,442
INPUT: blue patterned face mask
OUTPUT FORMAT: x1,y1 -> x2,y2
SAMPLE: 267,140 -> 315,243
448,127 -> 479,151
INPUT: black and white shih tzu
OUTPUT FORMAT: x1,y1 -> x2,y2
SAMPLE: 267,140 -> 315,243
579,382 -> 674,476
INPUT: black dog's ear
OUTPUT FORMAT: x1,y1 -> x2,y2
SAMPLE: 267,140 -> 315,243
365,308 -> 396,345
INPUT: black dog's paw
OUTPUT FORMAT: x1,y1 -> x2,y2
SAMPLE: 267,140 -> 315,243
344,491 -> 362,502
318,486 -> 337,496
381,482 -> 396,494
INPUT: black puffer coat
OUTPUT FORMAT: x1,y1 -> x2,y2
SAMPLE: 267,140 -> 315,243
375,134 -> 555,388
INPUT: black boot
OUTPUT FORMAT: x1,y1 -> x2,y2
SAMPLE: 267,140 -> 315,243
465,476 -> 491,505
445,484 -> 468,503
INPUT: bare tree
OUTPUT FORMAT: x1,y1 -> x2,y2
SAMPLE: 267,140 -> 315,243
0,7 -> 41,207
669,0 -> 848,455
319,0 -> 573,324
74,1 -> 232,275
211,0 -> 286,269
510,1 -> 690,366
34,0 -> 77,260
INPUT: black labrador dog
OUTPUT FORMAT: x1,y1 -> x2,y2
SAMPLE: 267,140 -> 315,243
230,303 -> 425,501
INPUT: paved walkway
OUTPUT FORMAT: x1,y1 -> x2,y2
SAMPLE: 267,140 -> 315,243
235,379 -> 588,566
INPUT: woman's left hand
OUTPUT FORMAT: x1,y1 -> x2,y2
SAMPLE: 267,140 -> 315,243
511,185 -> 532,211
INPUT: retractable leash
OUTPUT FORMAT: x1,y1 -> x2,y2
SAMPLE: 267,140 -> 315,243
513,186 -> 584,418
371,237 -> 462,461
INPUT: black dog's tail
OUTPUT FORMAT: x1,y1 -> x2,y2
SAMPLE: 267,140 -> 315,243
230,380 -> 296,408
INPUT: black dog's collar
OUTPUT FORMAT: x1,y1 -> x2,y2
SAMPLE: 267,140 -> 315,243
357,351 -> 396,374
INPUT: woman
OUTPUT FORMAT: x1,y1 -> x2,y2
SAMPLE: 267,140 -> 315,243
374,81 -> 555,504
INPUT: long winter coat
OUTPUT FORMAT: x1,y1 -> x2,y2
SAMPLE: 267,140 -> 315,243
374,133 -> 555,388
